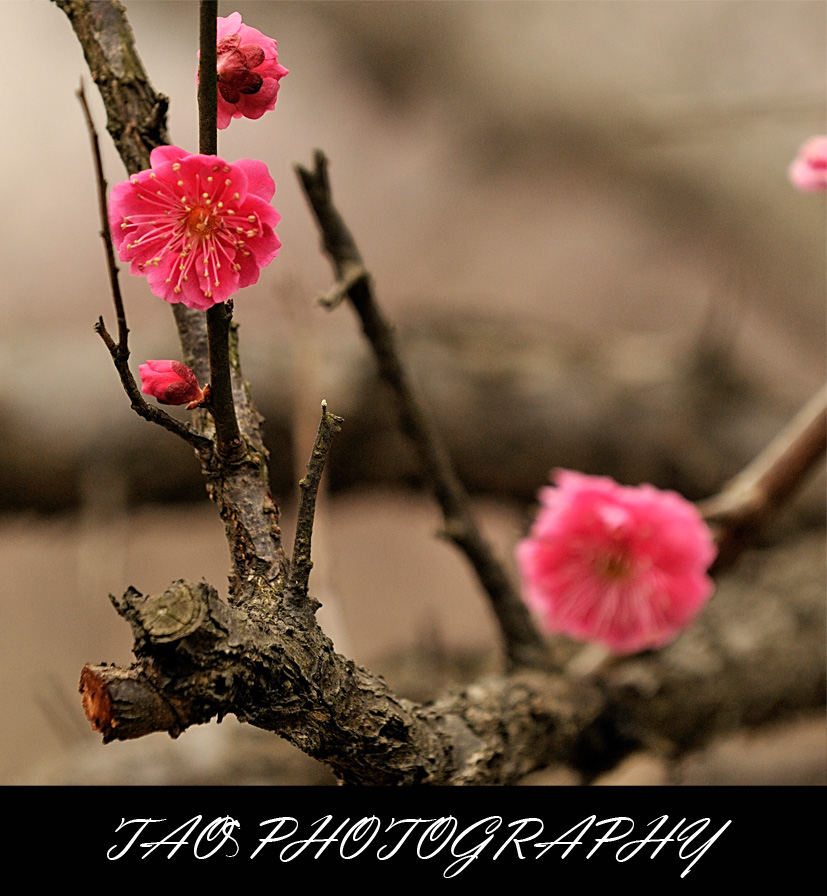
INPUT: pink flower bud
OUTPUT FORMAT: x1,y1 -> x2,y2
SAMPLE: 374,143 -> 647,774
108,145 -> 281,311
139,360 -> 205,407
788,136 -> 827,192
516,470 -> 716,655
203,12 -> 289,130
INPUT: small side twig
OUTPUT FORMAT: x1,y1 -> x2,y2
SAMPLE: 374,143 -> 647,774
700,384 -> 827,570
295,150 -> 548,670
94,318 -> 213,451
288,401 -> 344,601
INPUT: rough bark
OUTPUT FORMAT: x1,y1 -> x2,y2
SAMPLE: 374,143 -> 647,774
78,529 -> 825,783
79,579 -> 602,784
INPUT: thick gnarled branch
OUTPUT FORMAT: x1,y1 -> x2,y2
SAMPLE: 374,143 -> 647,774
78,578 -> 601,783
78,527 -> 825,783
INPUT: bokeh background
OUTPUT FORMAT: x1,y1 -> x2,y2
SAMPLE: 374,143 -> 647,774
1,0 -> 824,784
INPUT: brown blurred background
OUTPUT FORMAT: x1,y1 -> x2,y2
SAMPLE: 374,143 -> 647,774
1,0 -> 824,784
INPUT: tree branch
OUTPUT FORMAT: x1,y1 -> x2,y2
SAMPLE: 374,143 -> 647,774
75,577 -> 604,783
289,401 -> 344,602
700,384 -> 827,570
206,303 -> 244,461
295,150 -> 548,671
94,317 -> 213,451
77,80 -> 128,353
198,0 -> 218,157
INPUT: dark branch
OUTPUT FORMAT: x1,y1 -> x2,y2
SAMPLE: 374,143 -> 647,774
198,0 -> 218,156
77,527 -> 825,783
206,303 -> 244,461
295,150 -> 548,671
59,0 -> 286,600
78,578 -> 604,782
289,401 -> 344,601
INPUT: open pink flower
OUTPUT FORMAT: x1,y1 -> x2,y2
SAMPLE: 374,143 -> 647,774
788,136 -> 827,192
211,12 -> 289,129
139,360 -> 205,407
516,470 -> 716,654
108,145 -> 281,310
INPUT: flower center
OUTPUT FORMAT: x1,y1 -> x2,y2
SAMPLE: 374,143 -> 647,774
185,205 -> 220,238
595,550 -> 633,581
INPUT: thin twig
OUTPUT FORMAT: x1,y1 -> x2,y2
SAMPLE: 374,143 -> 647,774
94,318 -> 213,451
295,150 -> 548,670
77,80 -> 128,353
289,401 -> 344,601
700,384 -> 827,570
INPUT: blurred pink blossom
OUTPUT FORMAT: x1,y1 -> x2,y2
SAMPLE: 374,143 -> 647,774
788,136 -> 827,192
212,12 -> 289,129
108,145 -> 281,310
515,470 -> 716,655
139,360 -> 205,407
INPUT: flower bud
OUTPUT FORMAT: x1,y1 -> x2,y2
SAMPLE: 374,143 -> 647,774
204,12 -> 289,129
139,360 -> 205,408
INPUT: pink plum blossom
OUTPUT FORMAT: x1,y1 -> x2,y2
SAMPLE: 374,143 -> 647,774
210,12 -> 289,129
139,360 -> 205,408
515,470 -> 716,655
788,136 -> 827,192
108,145 -> 281,310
